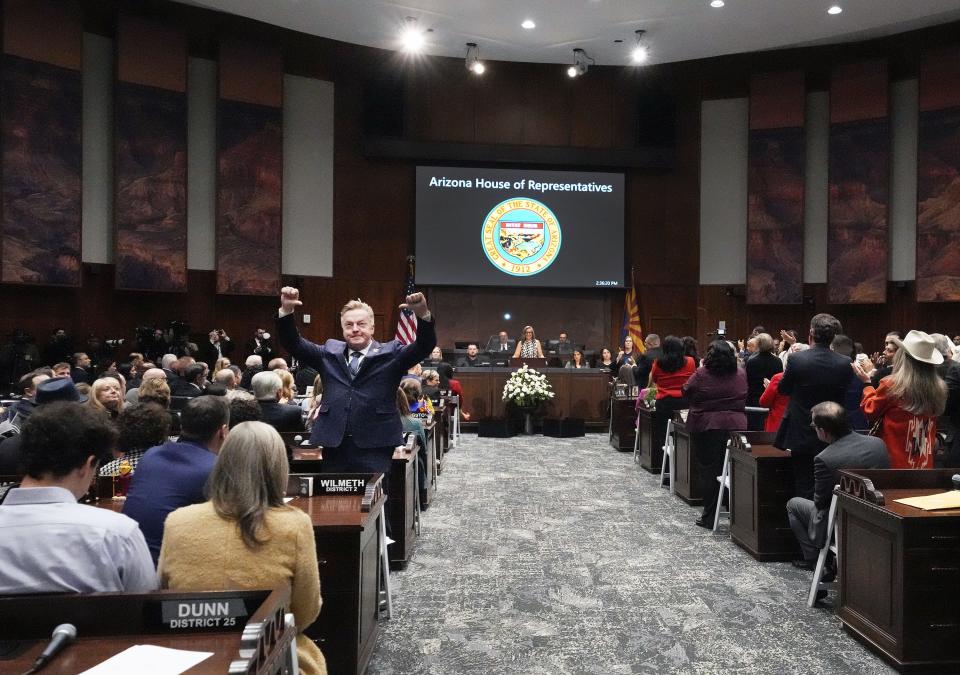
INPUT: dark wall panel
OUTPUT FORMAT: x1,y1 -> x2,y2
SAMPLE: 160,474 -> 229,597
114,15 -> 188,291
1,0 -> 82,287
216,39 -> 283,296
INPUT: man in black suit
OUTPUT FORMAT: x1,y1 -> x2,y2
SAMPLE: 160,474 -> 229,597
252,370 -> 304,433
70,352 -> 92,385
457,344 -> 490,367
632,334 -> 663,387
486,332 -> 514,366
196,329 -> 234,368
246,328 -> 274,363
170,363 -> 206,398
776,313 -> 853,499
786,402 -> 889,570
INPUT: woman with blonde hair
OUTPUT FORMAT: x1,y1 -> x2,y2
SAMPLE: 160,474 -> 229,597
854,330 -> 947,469
303,373 -> 323,431
89,377 -> 123,420
512,325 -> 544,359
277,369 -> 297,404
213,356 -> 231,375
158,421 -> 327,674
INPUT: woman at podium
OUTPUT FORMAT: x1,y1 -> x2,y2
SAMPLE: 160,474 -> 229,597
513,326 -> 544,359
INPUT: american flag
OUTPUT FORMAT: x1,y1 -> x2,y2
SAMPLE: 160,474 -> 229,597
395,256 -> 418,345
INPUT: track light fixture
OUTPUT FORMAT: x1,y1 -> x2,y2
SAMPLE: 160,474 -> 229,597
567,48 -> 593,78
631,30 -> 649,64
400,16 -> 425,53
465,42 -> 485,75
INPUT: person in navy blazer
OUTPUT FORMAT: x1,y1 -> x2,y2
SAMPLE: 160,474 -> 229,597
275,287 -> 436,478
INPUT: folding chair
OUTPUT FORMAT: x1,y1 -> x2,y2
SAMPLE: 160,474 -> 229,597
712,440 -> 732,532
632,411 -> 642,464
807,493 -> 839,607
378,506 -> 393,619
659,418 -> 676,495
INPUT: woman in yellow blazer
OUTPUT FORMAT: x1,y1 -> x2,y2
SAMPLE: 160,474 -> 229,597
158,421 -> 327,674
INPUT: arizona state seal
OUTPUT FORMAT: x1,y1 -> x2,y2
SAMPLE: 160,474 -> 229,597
481,198 -> 562,276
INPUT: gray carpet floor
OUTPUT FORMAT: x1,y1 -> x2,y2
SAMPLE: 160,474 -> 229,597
367,433 -> 894,674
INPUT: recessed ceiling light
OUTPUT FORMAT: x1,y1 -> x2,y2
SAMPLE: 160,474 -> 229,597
521,19 -> 536,30
631,30 -> 649,65
710,0 -> 725,7
400,17 -> 425,53
827,5 -> 843,14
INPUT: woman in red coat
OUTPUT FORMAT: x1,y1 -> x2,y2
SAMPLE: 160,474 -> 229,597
759,343 -> 809,432
854,330 -> 946,469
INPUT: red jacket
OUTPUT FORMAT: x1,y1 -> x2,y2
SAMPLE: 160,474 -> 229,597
759,372 -> 788,433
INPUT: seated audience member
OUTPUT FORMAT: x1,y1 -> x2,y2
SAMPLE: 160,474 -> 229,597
745,333 -> 783,430
294,364 -> 319,394
1,369 -> 52,428
277,369 -> 298,404
397,387 -> 429,507
400,377 -> 432,419
565,349 -> 587,369
555,332 -> 574,356
212,356 -> 231,376
786,402 -> 889,580
125,367 -> 167,403
513,326 -> 545,359
303,374 -> 323,431
422,346 -> 454,385
0,377 -> 89,475
830,334 -> 869,430
70,351 -> 92,384
402,363 -> 423,382
160,353 -> 180,381
421,369 -> 441,402
682,340 -> 747,528
122,395 -> 230,561
52,362 -> 72,379
171,363 -> 206,398
240,354 -> 263,390
268,357 -> 289,371
0,403 -> 156,594
229,398 -> 262,428
457,343 -> 491,367
252,370 -> 305,433
854,330 -> 946,469
759,344 -> 809,433
100,402 -> 171,477
159,421 -> 327,674
486,331 -> 515,355
596,347 -> 616,373
214,367 -> 254,400
88,377 -> 124,421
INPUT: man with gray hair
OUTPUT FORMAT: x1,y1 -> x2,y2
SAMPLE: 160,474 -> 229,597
124,367 -> 167,404
786,402 -> 889,581
214,368 -> 253,401
252,370 -> 303,432
240,354 -> 263,391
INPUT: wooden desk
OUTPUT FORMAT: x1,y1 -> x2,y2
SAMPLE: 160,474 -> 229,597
635,406 -> 660,472
292,489 -> 385,675
455,368 -> 610,426
388,446 -> 417,569
0,588 -> 292,674
671,414 -> 704,505
835,469 -> 960,673
727,433 -> 799,561
609,396 -> 636,451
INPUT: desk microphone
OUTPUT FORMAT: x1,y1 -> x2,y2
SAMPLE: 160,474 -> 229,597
28,624 -> 76,673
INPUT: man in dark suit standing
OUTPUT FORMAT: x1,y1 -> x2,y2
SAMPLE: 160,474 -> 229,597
776,313 -> 852,499
197,329 -> 234,368
786,402 -> 889,570
252,370 -> 304,432
276,287 -> 435,479
632,335 -> 663,387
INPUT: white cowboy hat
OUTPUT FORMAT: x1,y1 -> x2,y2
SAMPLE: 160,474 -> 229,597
897,330 -> 943,365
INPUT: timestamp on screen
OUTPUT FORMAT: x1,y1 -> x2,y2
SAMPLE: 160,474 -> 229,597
594,280 -> 620,287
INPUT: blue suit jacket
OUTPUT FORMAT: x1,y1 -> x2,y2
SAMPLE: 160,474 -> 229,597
276,313 -> 436,449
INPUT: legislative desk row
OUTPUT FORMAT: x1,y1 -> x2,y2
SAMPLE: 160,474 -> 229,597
0,402 -> 456,675
614,397 -> 960,672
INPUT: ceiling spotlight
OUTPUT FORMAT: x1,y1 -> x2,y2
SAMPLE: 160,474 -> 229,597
567,48 -> 593,78
465,43 -> 485,75
827,5 -> 843,14
521,19 -> 536,30
710,0 -> 725,7
631,30 -> 649,64
400,17 -> 425,53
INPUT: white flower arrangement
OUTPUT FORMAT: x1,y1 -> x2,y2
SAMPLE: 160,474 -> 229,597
502,364 -> 555,408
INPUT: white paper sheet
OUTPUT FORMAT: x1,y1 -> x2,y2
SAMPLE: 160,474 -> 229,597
283,497 -> 295,503
79,644 -> 213,674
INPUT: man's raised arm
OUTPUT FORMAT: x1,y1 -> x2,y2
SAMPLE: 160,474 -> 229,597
276,286 -> 324,369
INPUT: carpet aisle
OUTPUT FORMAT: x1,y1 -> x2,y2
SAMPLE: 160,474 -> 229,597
367,433 -> 893,674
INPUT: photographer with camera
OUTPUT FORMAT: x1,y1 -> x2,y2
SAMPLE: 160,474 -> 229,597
198,329 -> 234,368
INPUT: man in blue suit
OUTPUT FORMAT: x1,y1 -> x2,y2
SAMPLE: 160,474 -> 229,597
276,286 -> 436,478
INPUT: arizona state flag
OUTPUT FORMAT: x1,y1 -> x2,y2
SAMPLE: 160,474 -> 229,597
621,285 -> 645,353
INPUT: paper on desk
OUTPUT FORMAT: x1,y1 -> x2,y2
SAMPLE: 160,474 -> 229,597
283,496 -> 295,503
79,644 -> 213,674
894,491 -> 960,511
